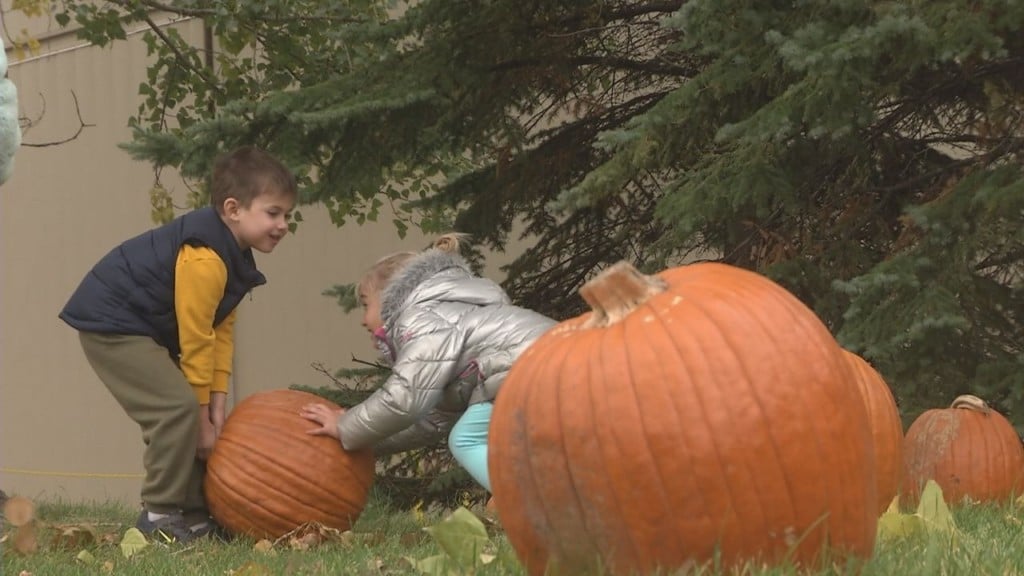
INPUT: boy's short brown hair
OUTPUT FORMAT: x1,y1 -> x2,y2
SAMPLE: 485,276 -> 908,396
210,146 -> 298,213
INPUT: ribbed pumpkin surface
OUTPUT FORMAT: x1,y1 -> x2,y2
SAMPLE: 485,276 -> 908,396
488,262 -> 877,575
205,389 -> 375,539
902,395 -> 1024,507
843,350 -> 903,514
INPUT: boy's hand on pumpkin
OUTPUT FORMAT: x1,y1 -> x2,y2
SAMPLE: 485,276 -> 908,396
210,392 -> 227,438
299,403 -> 341,440
196,411 -> 217,460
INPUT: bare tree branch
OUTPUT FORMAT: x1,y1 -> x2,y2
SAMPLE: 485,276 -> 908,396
349,355 -> 389,370
106,0 -> 365,24
21,91 -> 95,147
106,0 -> 215,18
18,91 -> 47,136
310,361 -> 345,387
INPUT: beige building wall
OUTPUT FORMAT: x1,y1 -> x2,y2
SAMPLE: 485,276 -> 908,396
1,14 -> 519,505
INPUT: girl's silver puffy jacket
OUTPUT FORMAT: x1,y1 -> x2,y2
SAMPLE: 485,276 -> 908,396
337,249 -> 556,455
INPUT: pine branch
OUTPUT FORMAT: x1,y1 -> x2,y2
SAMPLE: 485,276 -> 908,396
603,0 -> 687,20
141,13 -> 222,95
974,248 -> 1024,272
556,0 -> 686,27
489,55 -> 698,78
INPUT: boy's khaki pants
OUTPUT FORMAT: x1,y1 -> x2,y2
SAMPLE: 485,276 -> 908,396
79,332 -> 206,515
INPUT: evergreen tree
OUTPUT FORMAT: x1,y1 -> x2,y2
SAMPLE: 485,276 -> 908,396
54,0 -> 1024,426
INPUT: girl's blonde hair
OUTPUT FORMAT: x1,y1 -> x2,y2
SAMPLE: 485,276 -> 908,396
358,232 -> 469,297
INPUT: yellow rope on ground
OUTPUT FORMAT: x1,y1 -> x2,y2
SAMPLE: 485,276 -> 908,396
0,467 -> 144,479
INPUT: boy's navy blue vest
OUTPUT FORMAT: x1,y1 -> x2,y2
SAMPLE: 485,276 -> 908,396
59,207 -> 266,359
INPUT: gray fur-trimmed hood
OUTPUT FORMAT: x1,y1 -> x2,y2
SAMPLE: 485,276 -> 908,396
337,247 -> 556,454
379,249 -> 509,330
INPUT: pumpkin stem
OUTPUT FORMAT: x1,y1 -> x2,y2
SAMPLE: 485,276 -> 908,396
951,394 -> 992,414
579,261 -> 668,328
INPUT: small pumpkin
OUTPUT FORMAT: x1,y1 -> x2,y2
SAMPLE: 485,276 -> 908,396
205,389 -> 375,539
902,394 -> 1024,507
842,350 -> 903,514
489,261 -> 877,575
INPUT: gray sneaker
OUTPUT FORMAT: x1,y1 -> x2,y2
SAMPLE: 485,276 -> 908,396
183,508 -> 232,541
189,518 -> 233,541
135,510 -> 196,545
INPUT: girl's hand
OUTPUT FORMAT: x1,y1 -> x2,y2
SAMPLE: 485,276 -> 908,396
300,403 -> 342,440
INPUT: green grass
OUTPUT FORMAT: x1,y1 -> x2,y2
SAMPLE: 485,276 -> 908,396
1,493 -> 519,575
4,495 -> 1024,575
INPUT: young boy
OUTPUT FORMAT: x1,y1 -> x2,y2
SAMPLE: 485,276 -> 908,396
59,146 -> 297,543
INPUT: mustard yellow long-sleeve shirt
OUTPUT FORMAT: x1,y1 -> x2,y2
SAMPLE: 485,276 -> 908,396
175,244 -> 237,404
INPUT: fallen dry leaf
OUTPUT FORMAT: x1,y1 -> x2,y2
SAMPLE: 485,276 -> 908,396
287,532 -> 321,551
3,496 -> 35,527
272,521 -> 351,550
76,550 -> 96,565
399,531 -> 426,547
51,525 -> 98,550
253,539 -> 275,554
119,527 -> 149,559
338,530 -> 356,548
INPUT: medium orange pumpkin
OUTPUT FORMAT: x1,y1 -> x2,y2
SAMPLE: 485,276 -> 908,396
489,261 -> 877,575
902,394 -> 1024,507
842,350 -> 903,514
205,389 -> 375,539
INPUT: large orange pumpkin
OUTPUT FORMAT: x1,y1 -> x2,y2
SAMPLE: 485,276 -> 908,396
902,394 -> 1024,507
205,389 -> 375,539
489,261 -> 877,575
842,350 -> 903,514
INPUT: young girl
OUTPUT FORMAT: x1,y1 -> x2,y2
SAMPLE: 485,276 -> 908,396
300,233 -> 555,491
